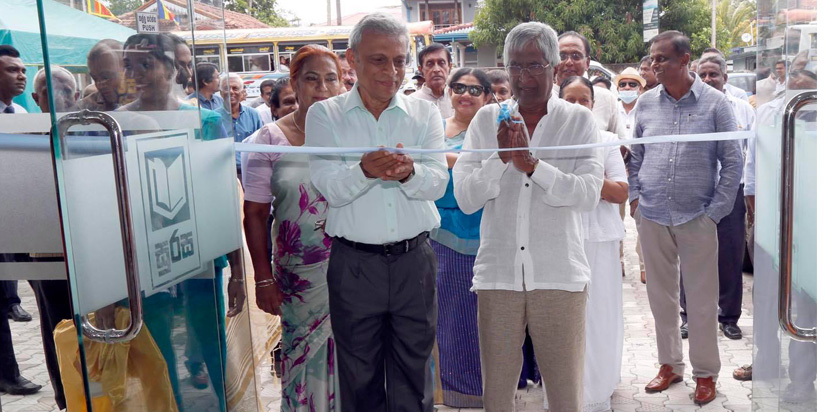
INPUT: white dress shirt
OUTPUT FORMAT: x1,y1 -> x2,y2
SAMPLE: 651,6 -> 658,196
554,84 -> 626,139
724,83 -> 750,102
255,103 -> 273,124
0,101 -> 27,114
411,84 -> 454,119
306,84 -> 449,244
453,98 -> 604,292
582,131 -> 627,243
616,100 -> 637,140
725,90 -> 756,184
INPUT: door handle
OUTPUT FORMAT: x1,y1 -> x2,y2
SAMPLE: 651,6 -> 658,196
779,91 -> 816,343
52,110 -> 143,343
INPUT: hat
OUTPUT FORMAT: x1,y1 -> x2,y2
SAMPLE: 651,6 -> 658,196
613,67 -> 646,88
403,83 -> 417,91
412,70 -> 424,80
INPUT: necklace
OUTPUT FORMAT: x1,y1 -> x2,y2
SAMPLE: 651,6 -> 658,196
291,113 -> 305,134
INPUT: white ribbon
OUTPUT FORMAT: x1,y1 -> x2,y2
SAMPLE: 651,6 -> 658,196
234,131 -> 754,155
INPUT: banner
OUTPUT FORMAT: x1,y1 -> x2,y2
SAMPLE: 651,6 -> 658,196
643,0 -> 659,42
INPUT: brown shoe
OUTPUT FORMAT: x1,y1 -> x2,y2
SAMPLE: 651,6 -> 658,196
694,377 -> 716,405
641,270 -> 646,284
645,364 -> 683,392
733,364 -> 752,381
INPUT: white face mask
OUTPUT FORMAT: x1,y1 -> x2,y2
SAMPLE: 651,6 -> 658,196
618,89 -> 639,104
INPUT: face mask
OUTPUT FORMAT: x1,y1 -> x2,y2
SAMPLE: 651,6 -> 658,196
618,90 -> 639,104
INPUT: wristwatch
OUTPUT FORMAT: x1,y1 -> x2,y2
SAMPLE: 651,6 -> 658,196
399,167 -> 415,184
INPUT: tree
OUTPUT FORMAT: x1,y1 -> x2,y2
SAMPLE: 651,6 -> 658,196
471,0 -> 726,63
224,0 -> 290,27
715,0 -> 756,50
108,0 -> 144,16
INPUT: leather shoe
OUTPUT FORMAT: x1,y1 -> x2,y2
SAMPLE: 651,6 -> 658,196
8,304 -> 32,322
680,322 -> 689,339
720,322 -> 742,340
694,377 -> 716,405
0,375 -> 42,395
645,364 -> 683,393
733,364 -> 752,381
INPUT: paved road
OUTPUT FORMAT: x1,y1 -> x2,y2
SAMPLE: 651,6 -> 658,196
2,214 -> 756,411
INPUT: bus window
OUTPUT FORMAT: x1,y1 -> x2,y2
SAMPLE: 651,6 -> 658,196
332,40 -> 348,55
195,45 -> 222,69
226,44 -> 274,72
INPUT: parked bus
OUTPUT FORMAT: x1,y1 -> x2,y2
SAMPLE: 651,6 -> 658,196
179,21 -> 434,98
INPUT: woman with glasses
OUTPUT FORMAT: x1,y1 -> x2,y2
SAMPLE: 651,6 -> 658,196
558,76 -> 627,412
431,67 -> 491,408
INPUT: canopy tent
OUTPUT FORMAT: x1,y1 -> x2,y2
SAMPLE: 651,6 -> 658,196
0,0 -> 135,111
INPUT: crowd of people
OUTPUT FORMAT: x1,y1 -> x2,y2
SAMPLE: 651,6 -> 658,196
0,8 -> 816,412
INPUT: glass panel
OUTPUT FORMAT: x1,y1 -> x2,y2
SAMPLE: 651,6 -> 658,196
30,0 -> 260,411
752,0 -> 817,408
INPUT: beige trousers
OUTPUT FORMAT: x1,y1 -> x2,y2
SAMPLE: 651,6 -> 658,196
631,206 -> 646,273
639,215 -> 721,380
477,288 -> 587,412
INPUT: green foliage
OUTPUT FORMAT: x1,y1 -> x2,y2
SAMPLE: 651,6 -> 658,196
471,0 -> 752,63
108,0 -> 144,16
224,0 -> 289,27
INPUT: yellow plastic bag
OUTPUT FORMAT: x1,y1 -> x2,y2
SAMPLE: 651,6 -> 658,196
54,307 -> 179,412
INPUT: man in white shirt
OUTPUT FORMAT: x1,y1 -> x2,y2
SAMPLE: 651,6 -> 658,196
553,30 -> 625,138
701,48 -> 749,101
411,43 -> 453,118
306,12 -> 448,412
679,54 -> 755,342
454,22 -> 603,411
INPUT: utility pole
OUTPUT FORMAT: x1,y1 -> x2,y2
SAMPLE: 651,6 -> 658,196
336,0 -> 342,25
327,0 -> 331,26
711,0 -> 717,47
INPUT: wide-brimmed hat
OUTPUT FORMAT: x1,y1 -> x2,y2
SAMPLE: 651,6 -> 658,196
614,67 -> 646,88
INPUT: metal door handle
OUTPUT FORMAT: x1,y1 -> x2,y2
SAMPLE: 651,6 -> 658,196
52,110 -> 143,343
779,91 -> 816,343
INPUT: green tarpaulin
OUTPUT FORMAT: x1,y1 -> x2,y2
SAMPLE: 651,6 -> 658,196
0,0 -> 135,111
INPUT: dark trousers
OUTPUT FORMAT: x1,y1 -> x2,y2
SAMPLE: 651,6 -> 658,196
0,282 -> 19,381
681,185 -> 746,324
29,280 -> 73,410
327,238 -> 437,412
1,280 -> 21,308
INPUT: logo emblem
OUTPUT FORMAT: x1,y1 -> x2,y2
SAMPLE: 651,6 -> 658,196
145,147 -> 191,230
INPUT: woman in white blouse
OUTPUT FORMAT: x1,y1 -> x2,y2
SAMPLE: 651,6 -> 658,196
558,75 -> 628,412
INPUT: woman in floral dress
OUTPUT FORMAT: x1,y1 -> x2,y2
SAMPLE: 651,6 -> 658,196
242,45 -> 342,411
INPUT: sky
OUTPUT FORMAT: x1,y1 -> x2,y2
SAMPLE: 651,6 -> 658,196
277,0 -> 400,26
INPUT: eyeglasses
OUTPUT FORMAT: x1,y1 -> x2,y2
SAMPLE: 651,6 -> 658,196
618,81 -> 640,88
559,52 -> 586,62
506,63 -> 552,78
450,82 -> 486,97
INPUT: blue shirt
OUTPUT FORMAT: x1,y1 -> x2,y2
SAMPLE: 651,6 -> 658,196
628,74 -> 743,226
219,104 -> 263,169
430,130 -> 483,255
188,92 -> 225,111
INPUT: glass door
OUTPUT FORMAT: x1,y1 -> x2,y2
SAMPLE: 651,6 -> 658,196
752,0 -> 816,409
0,0 -> 261,411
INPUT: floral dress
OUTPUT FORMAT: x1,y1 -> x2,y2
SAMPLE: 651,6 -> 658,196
243,123 -> 337,411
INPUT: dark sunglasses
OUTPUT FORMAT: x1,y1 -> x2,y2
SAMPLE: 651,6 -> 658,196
618,81 -> 640,88
450,82 -> 486,97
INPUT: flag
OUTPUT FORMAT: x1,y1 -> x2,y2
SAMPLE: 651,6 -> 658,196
156,0 -> 176,21
85,0 -> 115,18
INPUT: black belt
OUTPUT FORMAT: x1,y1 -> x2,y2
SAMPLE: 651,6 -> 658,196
336,232 -> 429,256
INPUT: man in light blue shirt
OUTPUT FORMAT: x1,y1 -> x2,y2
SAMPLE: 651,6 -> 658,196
306,12 -> 447,412
188,62 -> 224,111
218,73 -> 262,173
628,31 -> 742,405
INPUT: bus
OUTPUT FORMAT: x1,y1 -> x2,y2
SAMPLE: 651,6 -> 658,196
178,21 -> 434,98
